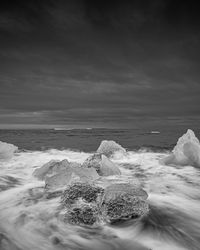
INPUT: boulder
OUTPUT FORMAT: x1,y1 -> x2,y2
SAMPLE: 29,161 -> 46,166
161,129 -> 200,167
0,141 -> 18,160
102,193 -> 149,223
97,140 -> 126,157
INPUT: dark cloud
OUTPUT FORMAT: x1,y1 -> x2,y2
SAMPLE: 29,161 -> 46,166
0,0 -> 200,128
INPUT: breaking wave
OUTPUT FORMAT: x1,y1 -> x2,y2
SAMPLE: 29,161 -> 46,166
0,146 -> 200,250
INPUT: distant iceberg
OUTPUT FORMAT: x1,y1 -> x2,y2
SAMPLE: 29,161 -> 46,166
54,128 -> 70,131
97,140 -> 126,157
0,141 -> 18,159
161,129 -> 200,167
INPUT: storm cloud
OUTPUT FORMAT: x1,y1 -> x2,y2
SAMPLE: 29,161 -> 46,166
0,0 -> 200,129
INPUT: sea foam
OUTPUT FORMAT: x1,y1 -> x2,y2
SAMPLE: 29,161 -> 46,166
0,139 -> 199,250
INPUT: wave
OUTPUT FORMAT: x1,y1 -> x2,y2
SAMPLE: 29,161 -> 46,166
0,146 -> 199,250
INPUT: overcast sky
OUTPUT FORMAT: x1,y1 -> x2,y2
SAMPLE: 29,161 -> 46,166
0,0 -> 200,129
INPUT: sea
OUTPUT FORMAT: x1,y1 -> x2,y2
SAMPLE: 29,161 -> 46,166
0,128 -> 200,250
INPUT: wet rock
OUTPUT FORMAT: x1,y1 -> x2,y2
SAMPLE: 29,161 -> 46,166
97,140 -> 126,157
64,204 -> 99,225
61,182 -> 104,207
82,154 -> 121,176
102,183 -> 148,203
102,194 -> 149,223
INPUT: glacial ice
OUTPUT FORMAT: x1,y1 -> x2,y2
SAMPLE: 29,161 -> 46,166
97,140 -> 126,157
161,129 -> 200,167
82,154 -> 121,176
33,159 -> 81,180
0,140 -> 18,159
45,166 -> 99,190
82,154 -> 102,173
100,155 -> 121,176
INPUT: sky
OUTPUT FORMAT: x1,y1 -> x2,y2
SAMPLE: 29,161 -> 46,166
0,0 -> 200,129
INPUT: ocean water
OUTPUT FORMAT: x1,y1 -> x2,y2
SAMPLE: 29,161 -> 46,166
0,128 -> 200,250
0,128 -> 197,152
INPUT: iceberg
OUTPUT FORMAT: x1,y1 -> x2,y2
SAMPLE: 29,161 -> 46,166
33,159 -> 81,180
100,155 -> 121,176
0,141 -> 18,159
82,154 -> 121,176
97,140 -> 126,157
44,165 -> 99,190
61,182 -> 149,225
82,154 -> 102,173
161,129 -> 200,167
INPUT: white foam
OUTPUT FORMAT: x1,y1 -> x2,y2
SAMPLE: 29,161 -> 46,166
0,148 -> 199,250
